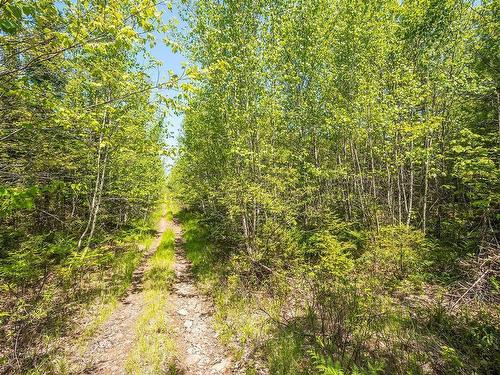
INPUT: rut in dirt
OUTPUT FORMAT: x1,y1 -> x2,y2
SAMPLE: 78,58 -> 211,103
75,216 -> 169,374
167,220 -> 234,375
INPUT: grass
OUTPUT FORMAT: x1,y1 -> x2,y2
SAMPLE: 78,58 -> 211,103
125,227 -> 178,374
165,197 -> 181,222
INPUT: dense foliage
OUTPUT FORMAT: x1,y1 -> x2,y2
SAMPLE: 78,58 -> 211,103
0,0 -> 170,371
173,0 -> 499,373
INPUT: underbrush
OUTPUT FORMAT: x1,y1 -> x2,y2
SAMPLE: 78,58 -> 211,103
176,208 -> 499,375
0,205 -> 165,374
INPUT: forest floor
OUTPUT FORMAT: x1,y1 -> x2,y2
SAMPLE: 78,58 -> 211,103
70,216 -> 233,374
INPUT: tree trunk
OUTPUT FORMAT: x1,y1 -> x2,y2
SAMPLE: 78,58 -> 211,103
87,147 -> 108,246
78,131 -> 103,249
422,136 -> 431,234
407,140 -> 414,226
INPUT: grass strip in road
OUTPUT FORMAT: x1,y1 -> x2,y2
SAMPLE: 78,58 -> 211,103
125,228 -> 178,375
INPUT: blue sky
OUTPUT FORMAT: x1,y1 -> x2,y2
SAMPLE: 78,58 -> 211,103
144,2 -> 188,168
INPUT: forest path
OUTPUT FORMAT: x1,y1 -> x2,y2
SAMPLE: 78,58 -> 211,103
73,215 -> 233,374
76,215 -> 169,374
167,219 -> 233,374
